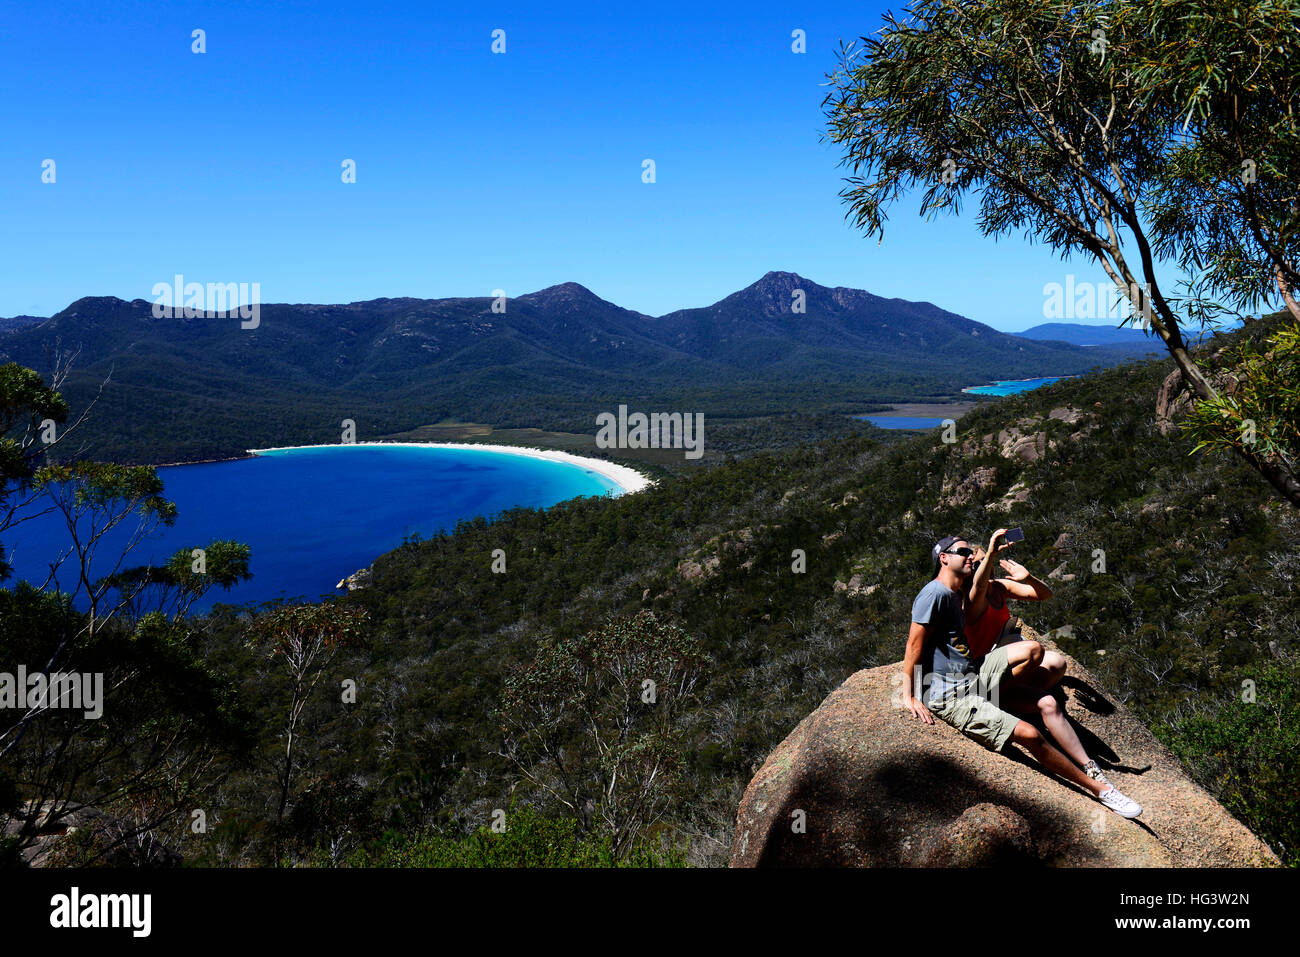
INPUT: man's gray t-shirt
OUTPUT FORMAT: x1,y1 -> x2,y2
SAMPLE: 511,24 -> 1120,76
911,578 -> 975,702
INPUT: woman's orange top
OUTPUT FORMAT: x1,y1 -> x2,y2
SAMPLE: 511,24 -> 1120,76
966,580 -> 1010,659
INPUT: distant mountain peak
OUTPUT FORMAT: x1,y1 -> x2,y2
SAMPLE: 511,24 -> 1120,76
750,271 -> 820,293
59,295 -> 129,313
523,281 -> 602,301
46,296 -> 154,325
517,281 -> 636,318
711,272 -> 827,313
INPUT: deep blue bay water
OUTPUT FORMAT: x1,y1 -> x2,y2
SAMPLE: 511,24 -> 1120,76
3,445 -> 621,611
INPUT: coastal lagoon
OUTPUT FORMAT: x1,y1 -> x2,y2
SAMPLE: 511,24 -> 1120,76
3,444 -> 629,612
858,415 -> 947,430
858,379 -> 1069,429
962,376 -> 1067,396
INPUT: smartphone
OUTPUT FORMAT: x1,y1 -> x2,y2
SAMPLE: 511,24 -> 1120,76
1005,527 -> 1025,543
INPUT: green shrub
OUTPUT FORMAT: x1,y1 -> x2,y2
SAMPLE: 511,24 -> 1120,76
1158,662 -> 1300,867
331,808 -> 688,868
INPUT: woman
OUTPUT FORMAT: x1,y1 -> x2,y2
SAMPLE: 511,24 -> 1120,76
966,528 -> 1115,789
965,529 -> 1052,660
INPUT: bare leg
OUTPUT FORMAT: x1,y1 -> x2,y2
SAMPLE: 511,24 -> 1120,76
1021,650 -> 1068,692
1009,720 -> 1106,796
1001,640 -> 1067,692
1003,640 -> 1045,682
1033,692 -> 1091,766
1000,685 -> 1092,767
998,686 -> 1092,764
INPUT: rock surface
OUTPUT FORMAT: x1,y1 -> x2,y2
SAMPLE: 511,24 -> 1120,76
960,405 -> 1100,465
731,625 -> 1279,867
336,566 -> 372,591
939,466 -> 998,508
1154,362 -> 1240,437
833,575 -> 878,598
919,802 -> 1037,867
678,526 -> 775,581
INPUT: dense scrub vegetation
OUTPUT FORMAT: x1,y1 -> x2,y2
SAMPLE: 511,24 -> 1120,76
331,807 -> 687,868
4,316 -> 1296,867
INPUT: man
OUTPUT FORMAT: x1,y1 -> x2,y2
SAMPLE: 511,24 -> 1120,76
901,534 -> 1142,817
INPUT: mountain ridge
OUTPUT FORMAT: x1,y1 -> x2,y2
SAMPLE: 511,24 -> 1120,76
5,270 -> 1166,326
0,272 -> 1158,464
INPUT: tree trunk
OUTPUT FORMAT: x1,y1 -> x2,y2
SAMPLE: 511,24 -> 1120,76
1159,329 -> 1300,509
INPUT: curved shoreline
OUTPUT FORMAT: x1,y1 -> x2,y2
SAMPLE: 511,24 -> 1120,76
244,441 -> 656,496
152,453 -> 255,468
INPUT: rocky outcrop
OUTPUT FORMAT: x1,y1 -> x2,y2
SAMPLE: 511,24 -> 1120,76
1154,362 -> 1241,437
987,478 -> 1032,513
677,526 -> 775,581
1000,427 -> 1048,464
960,406 -> 1101,465
833,575 -> 878,598
939,466 -> 998,508
945,405 -> 1102,512
1155,368 -> 1203,436
1046,562 -> 1077,583
678,555 -> 719,580
336,566 -> 372,591
731,625 -> 1279,867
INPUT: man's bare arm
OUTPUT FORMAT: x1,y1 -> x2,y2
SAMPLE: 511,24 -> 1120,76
901,621 -> 933,724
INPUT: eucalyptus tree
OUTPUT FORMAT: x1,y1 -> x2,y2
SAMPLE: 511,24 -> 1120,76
822,0 -> 1300,506
1,362 -> 253,865
498,611 -> 707,860
249,602 -> 369,858
0,362 -> 70,575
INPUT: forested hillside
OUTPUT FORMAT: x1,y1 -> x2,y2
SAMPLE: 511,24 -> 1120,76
6,315 -> 1294,868
168,316 -> 1295,867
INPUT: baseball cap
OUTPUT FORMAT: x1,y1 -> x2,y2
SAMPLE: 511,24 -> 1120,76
932,534 -> 967,576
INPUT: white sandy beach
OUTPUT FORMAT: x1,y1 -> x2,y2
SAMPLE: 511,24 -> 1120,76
245,441 -> 655,496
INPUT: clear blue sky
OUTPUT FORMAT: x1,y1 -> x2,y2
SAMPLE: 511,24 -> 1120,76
2,0 -> 1127,330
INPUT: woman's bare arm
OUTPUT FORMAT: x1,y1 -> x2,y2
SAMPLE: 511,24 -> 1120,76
967,529 -> 1008,621
997,558 -> 1053,600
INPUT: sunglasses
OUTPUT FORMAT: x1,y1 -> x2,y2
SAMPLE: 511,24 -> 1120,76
944,547 -> 975,557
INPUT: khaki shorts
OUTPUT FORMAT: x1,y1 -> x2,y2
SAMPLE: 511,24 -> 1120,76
928,645 -> 1022,753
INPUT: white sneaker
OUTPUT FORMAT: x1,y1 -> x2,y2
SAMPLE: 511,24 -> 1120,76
1099,787 -> 1142,818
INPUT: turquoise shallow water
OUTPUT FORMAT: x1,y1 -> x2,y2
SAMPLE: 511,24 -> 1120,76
2,445 -> 620,611
962,377 -> 1065,396
858,376 -> 1070,428
856,415 -> 947,430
